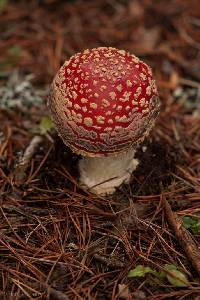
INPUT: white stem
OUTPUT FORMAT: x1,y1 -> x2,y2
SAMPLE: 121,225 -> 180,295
78,148 -> 139,195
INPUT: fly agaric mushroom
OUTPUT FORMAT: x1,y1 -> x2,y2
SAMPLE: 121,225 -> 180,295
48,47 -> 160,195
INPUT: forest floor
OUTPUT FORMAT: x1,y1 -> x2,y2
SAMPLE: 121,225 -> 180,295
0,1 -> 200,299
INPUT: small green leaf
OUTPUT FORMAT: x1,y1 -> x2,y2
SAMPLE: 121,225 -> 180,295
128,265 -> 156,278
182,216 -> 197,229
191,222 -> 200,235
182,216 -> 200,235
128,264 -> 189,288
39,116 -> 54,135
0,0 -> 8,13
164,264 -> 188,287
165,264 -> 177,271
8,45 -> 22,57
156,271 -> 167,279
128,265 -> 147,278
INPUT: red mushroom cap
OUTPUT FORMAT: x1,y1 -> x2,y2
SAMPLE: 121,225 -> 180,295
48,47 -> 160,157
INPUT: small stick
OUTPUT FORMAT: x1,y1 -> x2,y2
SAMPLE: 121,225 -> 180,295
179,77 -> 200,89
163,197 -> 200,276
13,135 -> 43,186
93,253 -> 125,268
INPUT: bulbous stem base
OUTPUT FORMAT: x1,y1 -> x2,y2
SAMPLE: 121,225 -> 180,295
78,148 -> 139,195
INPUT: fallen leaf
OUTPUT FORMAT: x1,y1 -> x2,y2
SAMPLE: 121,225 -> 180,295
164,264 -> 189,287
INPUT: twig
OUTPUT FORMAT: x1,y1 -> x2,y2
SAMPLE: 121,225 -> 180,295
179,78 -> 200,89
163,197 -> 200,276
93,253 -> 125,268
13,135 -> 43,185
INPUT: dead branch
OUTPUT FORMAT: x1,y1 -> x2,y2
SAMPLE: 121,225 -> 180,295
13,135 -> 43,186
163,197 -> 200,276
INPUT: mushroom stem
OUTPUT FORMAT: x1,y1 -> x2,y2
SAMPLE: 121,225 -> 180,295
78,148 -> 139,195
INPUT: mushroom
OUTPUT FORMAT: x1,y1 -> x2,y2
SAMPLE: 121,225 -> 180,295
48,47 -> 160,195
